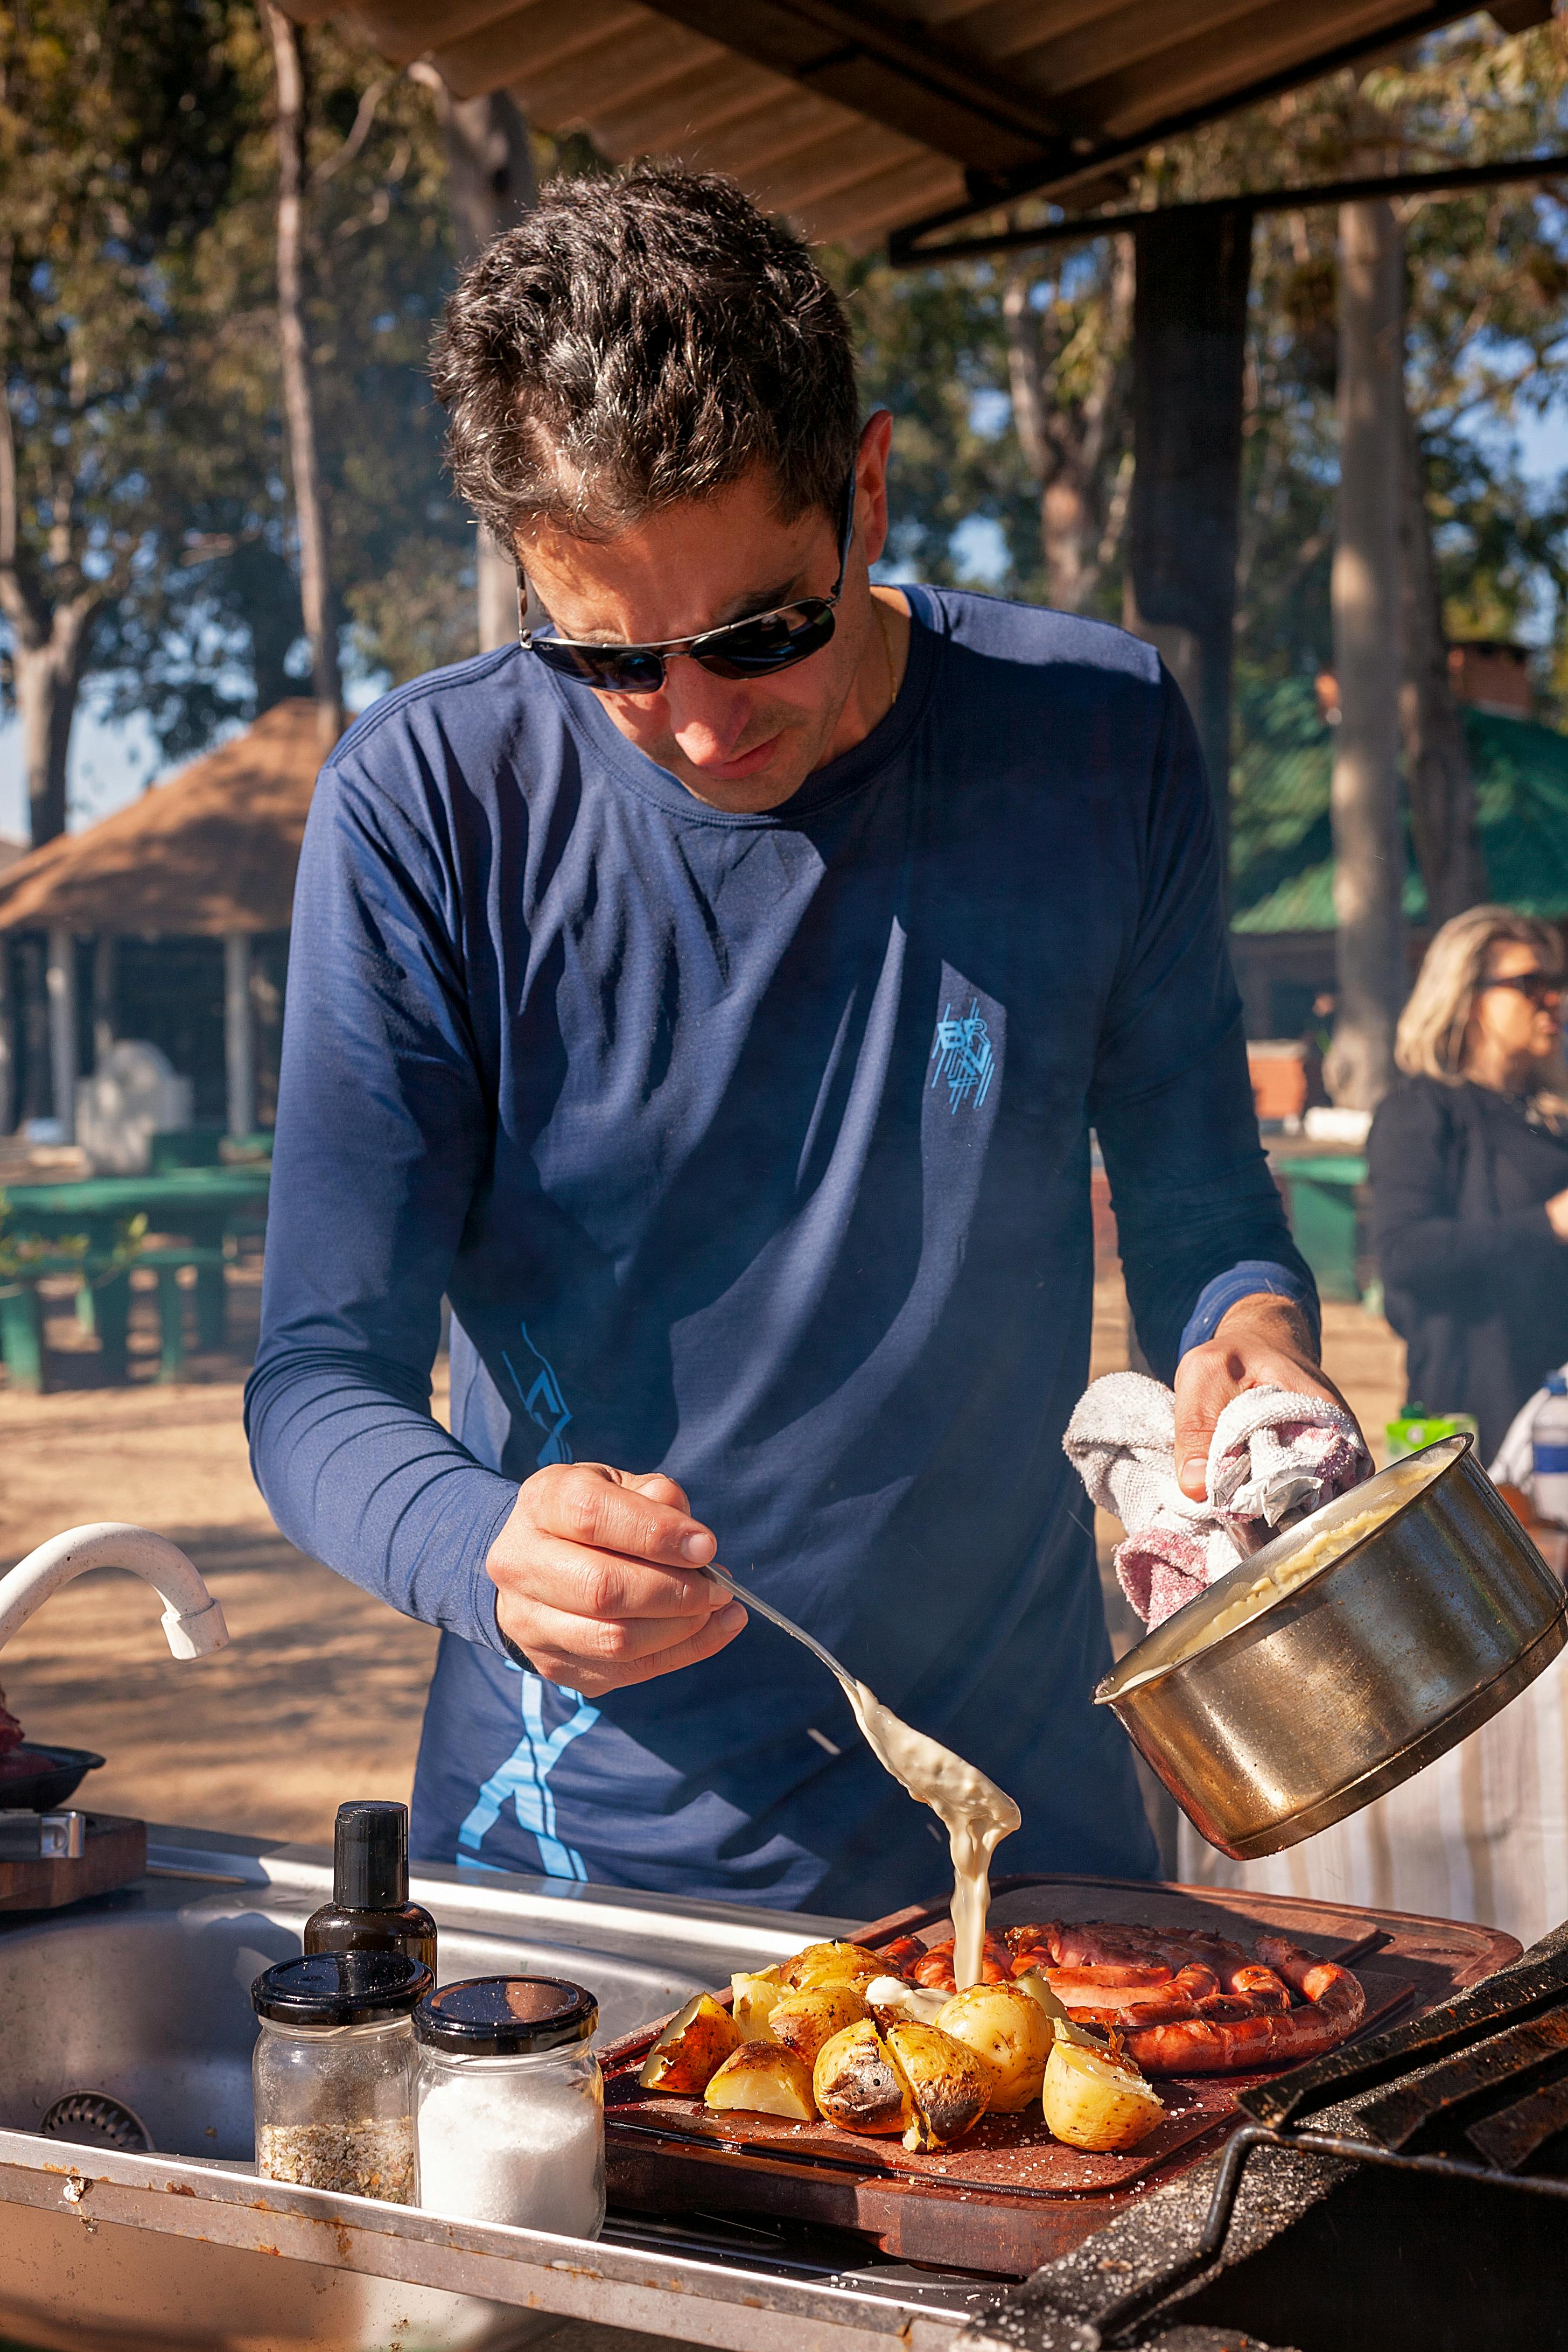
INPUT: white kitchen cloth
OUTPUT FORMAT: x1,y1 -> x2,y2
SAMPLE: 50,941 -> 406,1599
1064,1370 -> 1371,1629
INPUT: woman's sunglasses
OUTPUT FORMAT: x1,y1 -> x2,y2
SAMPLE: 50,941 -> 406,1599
1480,971 -> 1565,1007
518,471 -> 856,695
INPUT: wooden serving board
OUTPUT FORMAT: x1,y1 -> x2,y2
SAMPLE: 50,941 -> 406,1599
0,1813 -> 146,1912
602,1872 -> 1520,2278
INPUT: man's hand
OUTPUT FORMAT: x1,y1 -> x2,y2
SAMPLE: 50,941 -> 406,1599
486,1464 -> 747,1698
1172,1294 -> 1357,1501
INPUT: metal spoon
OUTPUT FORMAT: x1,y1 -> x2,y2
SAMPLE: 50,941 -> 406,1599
702,1559 -> 863,1706
702,1561 -> 1019,1835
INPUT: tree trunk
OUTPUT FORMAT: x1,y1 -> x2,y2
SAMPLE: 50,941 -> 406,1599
11,600 -> 92,845
0,235 -> 95,848
1326,195 -> 1408,1114
1003,243 -> 1133,614
438,88 -> 535,652
1400,402 -> 1487,928
264,2 -> 342,752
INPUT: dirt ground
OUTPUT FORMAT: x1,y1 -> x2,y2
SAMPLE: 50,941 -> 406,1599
0,1258 -> 1405,1843
0,1262 -> 440,1838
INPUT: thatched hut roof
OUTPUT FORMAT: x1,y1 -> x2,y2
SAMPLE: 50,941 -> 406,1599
0,701 -> 323,937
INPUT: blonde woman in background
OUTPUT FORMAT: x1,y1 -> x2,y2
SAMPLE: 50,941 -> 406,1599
1180,908 -> 1568,1943
1373,907 -> 1568,1460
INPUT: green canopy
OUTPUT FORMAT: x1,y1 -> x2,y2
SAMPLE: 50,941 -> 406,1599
1229,680 -> 1568,934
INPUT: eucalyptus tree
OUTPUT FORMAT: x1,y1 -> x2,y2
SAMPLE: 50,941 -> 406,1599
0,0 -> 248,841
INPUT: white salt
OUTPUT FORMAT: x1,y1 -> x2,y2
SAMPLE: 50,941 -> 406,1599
416,2070 -> 604,2237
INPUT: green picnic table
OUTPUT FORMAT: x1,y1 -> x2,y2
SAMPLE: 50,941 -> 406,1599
0,1164 -> 270,1387
1271,1151 -> 1368,1304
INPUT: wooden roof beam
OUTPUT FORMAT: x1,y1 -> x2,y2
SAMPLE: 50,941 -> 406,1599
577,62 -> 820,162
430,2 -> 664,102
898,0 -> 1486,243
635,0 -> 1072,170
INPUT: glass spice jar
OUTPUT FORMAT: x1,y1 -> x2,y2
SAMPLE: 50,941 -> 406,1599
414,1976 -> 604,2237
251,1950 -> 432,2204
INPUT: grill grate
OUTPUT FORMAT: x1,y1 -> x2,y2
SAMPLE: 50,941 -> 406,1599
1079,1921 -> 1568,2347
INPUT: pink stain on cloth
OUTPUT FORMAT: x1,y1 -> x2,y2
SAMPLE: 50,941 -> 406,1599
1064,1371 -> 1371,1629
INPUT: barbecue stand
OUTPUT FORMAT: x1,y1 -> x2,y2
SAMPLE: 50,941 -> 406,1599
959,1920 -> 1568,2352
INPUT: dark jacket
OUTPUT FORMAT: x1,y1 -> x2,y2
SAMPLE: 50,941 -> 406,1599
1369,1075 -> 1568,1459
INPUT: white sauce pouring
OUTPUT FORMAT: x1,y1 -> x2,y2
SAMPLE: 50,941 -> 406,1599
701,1562 -> 1021,1989
846,1681 -> 1020,1989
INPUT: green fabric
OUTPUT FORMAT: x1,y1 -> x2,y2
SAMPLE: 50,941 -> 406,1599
1228,681 -> 1568,933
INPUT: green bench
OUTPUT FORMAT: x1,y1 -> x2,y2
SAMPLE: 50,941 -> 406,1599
137,1244 -> 226,1378
0,1244 -> 226,1391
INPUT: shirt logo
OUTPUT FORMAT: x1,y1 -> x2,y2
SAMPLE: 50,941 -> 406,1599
501,1324 -> 575,1467
930,998 -> 995,1115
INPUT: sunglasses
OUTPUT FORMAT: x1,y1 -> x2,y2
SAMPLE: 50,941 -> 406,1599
517,470 -> 857,695
1480,971 -> 1565,1006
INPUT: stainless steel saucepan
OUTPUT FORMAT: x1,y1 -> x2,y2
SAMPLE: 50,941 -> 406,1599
1095,1434 -> 1567,1859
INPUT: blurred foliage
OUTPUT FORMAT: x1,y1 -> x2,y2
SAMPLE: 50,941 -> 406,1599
12,4 -> 1568,786
0,0 -> 257,778
0,4 -> 593,779
831,13 -> 1568,730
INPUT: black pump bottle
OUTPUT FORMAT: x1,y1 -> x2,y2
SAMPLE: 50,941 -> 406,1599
303,1801 -> 437,1973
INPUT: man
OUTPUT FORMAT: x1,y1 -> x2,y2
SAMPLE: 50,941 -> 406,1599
248,166 -> 1342,1916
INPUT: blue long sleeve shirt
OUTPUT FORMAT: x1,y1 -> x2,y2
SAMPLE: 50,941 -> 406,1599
247,587 -> 1314,1914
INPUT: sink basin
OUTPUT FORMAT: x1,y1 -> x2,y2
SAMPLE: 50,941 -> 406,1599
0,1873 -> 703,2165
0,1829 -> 904,2352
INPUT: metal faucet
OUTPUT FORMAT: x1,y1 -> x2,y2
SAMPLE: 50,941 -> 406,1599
0,1523 -> 229,1660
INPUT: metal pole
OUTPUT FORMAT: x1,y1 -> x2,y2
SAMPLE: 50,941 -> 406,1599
92,933 -> 114,1072
0,938 -> 11,1136
45,925 -> 76,1143
1126,205 -> 1252,882
224,932 -> 256,1142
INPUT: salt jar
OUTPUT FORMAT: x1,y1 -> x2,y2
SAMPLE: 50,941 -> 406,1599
252,1951 -> 432,2204
414,1976 -> 604,2237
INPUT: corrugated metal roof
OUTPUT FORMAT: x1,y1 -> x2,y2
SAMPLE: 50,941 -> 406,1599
282,0 -> 1492,248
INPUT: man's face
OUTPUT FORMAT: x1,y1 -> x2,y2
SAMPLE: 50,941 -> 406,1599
515,415 -> 893,815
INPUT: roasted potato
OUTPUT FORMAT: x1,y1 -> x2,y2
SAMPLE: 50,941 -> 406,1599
731,1968 -> 786,2041
770,1981 -> 869,2066
935,1982 -> 1053,2112
813,2019 -> 911,2136
1013,1969 -> 1109,2051
864,1974 -> 949,2029
704,2041 -> 817,2122
780,1940 -> 886,1993
639,1992 -> 741,2094
1041,2039 -> 1165,2152
885,2021 -> 991,2152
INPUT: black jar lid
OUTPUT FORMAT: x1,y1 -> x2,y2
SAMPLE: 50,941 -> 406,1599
252,1950 -> 433,2027
414,1975 -> 598,2057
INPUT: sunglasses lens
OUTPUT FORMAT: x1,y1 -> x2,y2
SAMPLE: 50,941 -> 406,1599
530,639 -> 666,692
695,604 -> 835,680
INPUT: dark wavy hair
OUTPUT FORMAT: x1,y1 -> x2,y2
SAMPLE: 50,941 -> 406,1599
430,165 -> 860,547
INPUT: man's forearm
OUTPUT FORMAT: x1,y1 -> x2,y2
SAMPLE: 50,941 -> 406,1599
1112,1154 -> 1317,1382
244,1348 -> 518,1649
